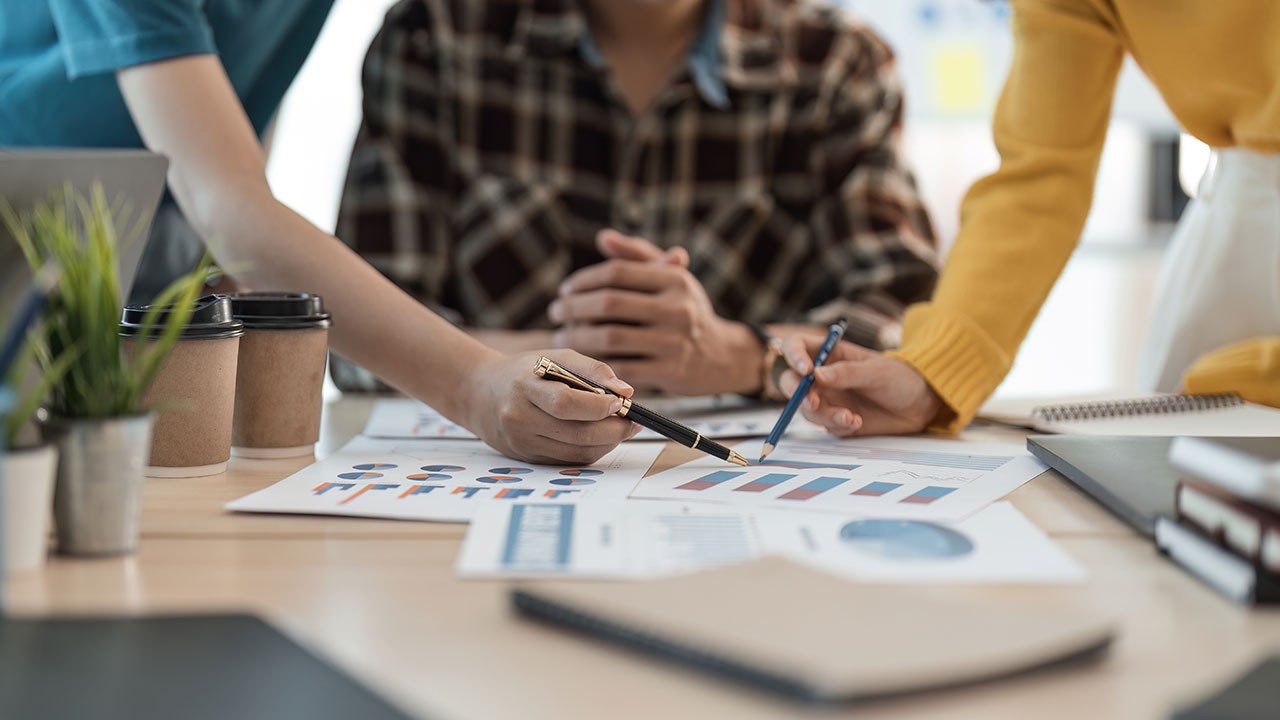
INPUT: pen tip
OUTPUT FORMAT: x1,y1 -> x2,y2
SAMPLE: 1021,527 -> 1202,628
727,451 -> 750,467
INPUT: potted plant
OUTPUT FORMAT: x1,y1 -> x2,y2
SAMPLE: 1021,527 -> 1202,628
0,327 -> 74,574
4,183 -> 210,556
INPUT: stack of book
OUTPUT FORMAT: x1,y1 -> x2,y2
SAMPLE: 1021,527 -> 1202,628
1156,438 -> 1280,605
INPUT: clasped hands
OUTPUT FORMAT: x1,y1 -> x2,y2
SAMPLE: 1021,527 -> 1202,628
549,229 -> 764,396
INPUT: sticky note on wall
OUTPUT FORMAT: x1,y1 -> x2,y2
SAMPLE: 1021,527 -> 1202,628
931,42 -> 986,114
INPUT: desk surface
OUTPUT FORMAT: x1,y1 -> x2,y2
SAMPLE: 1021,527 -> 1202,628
7,398 -> 1279,720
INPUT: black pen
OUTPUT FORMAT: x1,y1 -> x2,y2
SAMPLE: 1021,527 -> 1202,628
533,357 -> 749,467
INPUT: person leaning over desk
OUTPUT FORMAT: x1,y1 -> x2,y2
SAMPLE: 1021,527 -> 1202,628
335,0 -> 940,398
0,0 -> 638,465
777,0 -> 1280,437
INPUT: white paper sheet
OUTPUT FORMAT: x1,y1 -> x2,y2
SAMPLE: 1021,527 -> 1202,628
628,435 -> 1048,521
361,397 -> 810,442
456,501 -> 1084,584
226,437 -> 663,522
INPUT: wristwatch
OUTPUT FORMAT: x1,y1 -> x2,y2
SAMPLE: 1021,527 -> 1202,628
747,322 -> 788,402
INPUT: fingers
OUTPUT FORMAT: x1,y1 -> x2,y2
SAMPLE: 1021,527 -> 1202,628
548,290 -> 681,327
539,349 -> 635,398
813,358 -> 880,389
554,325 -> 679,359
780,335 -> 822,374
596,229 -> 666,262
596,229 -> 690,268
778,370 -> 864,436
662,245 -> 690,268
559,259 -> 684,295
780,336 -> 874,378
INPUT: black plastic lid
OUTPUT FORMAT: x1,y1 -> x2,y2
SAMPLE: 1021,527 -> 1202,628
119,294 -> 245,340
228,292 -> 331,329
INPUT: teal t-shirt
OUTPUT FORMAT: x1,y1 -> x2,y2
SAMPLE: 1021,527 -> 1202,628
0,0 -> 336,146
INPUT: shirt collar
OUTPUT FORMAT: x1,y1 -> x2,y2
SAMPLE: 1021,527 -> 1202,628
510,0 -> 790,109
575,0 -> 728,109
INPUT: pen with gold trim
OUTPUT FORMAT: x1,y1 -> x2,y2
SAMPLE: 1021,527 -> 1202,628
533,357 -> 749,467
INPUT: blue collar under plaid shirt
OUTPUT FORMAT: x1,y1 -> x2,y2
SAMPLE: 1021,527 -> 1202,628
337,0 -> 939,350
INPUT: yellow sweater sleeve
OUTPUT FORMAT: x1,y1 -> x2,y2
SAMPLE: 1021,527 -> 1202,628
1183,338 -> 1280,408
888,0 -> 1126,431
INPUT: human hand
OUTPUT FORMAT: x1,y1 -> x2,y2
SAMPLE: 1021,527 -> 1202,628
549,230 -> 763,396
462,349 -> 640,465
778,336 -> 943,436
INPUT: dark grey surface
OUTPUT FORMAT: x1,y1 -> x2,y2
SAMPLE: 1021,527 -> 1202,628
1027,435 -> 1184,537
1172,657 -> 1280,719
0,614 -> 416,720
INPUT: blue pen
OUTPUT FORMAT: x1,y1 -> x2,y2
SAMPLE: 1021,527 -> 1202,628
758,318 -> 847,462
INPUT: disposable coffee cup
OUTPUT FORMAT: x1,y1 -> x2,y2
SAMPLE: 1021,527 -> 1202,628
228,293 -> 331,459
120,295 -> 244,478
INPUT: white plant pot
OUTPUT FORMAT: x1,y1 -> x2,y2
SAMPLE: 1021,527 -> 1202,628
1,444 -> 57,575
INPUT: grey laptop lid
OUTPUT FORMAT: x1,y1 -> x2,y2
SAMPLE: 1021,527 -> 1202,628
0,149 -> 168,318
1026,435 -> 1182,538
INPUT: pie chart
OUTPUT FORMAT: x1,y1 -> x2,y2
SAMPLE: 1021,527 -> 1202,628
488,467 -> 534,475
550,477 -> 596,487
420,465 -> 466,473
337,471 -> 384,480
838,519 -> 974,560
558,469 -> 603,477
352,463 -> 397,471
476,476 -> 521,484
406,473 -> 453,482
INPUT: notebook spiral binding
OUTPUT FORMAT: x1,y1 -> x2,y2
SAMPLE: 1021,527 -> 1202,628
1032,393 -> 1242,424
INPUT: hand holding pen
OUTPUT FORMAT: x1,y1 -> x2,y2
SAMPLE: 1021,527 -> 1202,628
759,320 -> 847,461
775,333 -> 945,438
534,357 -> 749,467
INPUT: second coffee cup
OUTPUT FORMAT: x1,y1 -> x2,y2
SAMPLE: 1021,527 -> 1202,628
229,293 -> 331,459
120,294 -> 244,478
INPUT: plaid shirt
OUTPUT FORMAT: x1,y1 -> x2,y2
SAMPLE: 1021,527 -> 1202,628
338,0 -> 938,350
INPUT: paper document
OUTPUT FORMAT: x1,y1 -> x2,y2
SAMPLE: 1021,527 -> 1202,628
457,501 -> 1083,584
362,397 -> 807,442
226,437 -> 662,522
628,436 -> 1047,521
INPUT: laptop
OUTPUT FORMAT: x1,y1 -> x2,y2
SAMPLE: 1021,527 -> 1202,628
1026,435 -> 1183,537
0,149 -> 168,317
0,614 -> 415,719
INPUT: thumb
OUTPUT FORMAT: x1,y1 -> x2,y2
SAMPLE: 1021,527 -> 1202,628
565,351 -> 635,398
813,358 -> 881,390
661,246 -> 690,268
596,229 -> 665,262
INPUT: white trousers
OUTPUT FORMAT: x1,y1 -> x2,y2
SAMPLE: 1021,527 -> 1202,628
1137,147 -> 1280,392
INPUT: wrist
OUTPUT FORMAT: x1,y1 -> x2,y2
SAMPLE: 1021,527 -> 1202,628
721,320 -> 767,396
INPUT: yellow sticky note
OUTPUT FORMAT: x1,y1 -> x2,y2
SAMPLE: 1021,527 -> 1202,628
932,43 -> 986,114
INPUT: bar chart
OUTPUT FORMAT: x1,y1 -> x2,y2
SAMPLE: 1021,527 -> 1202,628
629,436 -> 1047,521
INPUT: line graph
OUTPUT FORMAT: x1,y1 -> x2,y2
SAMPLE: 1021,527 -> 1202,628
877,469 -> 977,485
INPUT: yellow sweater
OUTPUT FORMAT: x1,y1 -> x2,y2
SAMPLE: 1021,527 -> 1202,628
891,0 -> 1280,430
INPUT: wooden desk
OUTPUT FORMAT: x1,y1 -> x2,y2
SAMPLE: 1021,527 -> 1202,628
7,399 -> 1279,719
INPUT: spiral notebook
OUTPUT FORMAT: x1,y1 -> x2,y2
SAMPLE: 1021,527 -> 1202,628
986,393 -> 1280,437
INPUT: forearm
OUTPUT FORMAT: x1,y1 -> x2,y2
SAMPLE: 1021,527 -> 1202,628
467,329 -> 556,355
893,0 -> 1125,429
201,186 -> 493,417
117,55 -> 495,423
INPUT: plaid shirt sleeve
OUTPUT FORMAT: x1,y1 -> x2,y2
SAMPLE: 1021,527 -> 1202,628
336,2 -> 462,324
801,34 -> 939,350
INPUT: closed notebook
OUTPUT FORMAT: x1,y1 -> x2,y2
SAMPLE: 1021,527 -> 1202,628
1003,394 -> 1280,436
513,558 -> 1114,703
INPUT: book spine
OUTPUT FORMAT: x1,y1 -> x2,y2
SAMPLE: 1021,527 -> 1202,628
1168,439 -> 1279,510
1155,518 -> 1261,604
